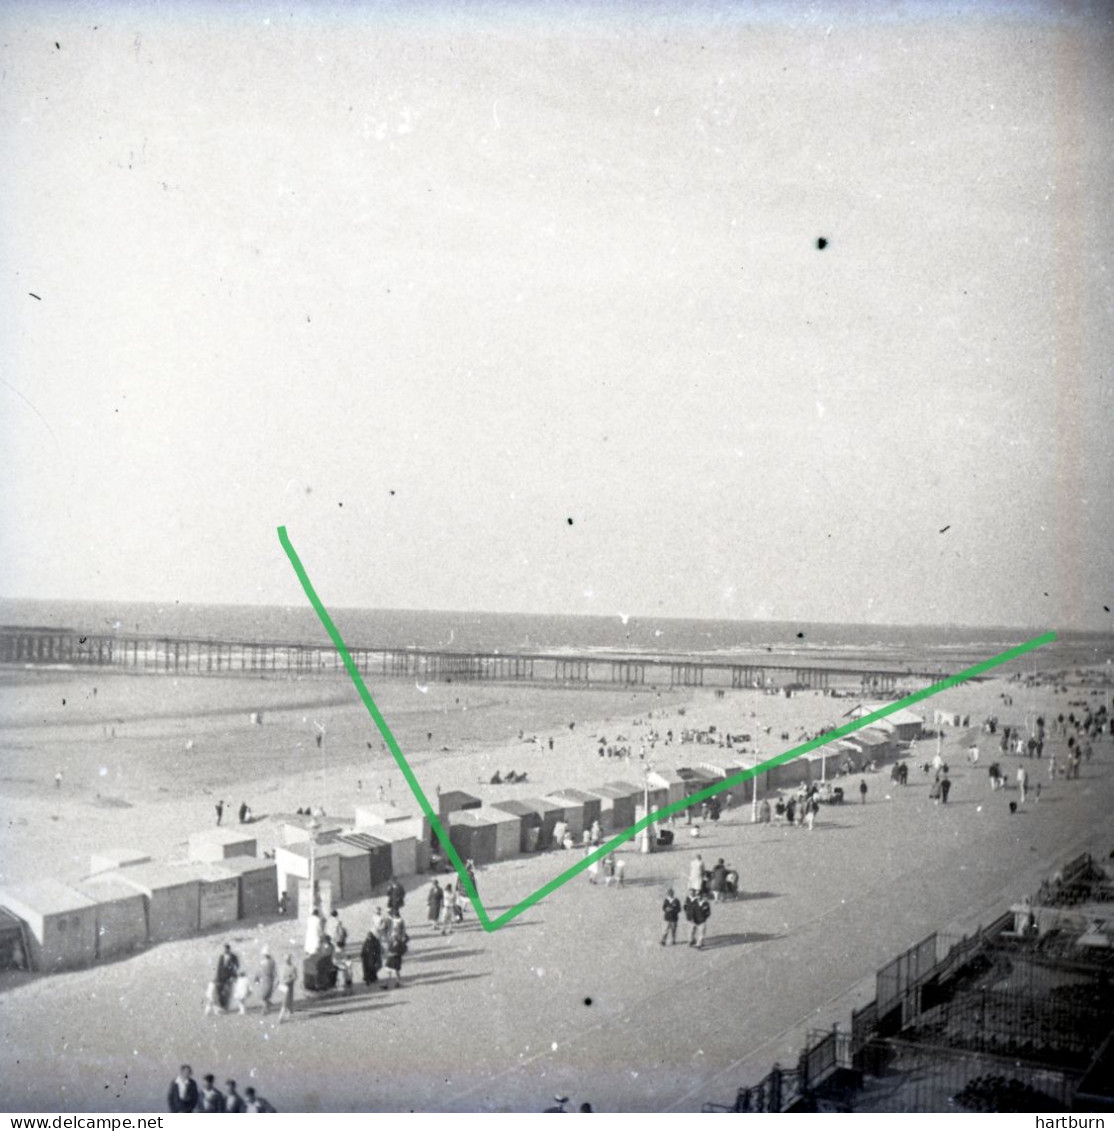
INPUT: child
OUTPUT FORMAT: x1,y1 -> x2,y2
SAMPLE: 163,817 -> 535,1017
203,980 -> 222,1016
231,972 -> 252,1015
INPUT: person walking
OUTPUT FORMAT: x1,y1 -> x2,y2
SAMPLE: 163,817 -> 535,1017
685,889 -> 711,949
660,888 -> 681,946
710,860 -> 727,902
360,929 -> 382,988
427,879 -> 444,928
1017,765 -> 1028,804
328,909 -> 348,950
688,854 -> 704,894
303,908 -> 324,956
940,775 -> 952,804
384,914 -> 409,988
215,943 -> 240,1011
167,1065 -> 198,1113
256,945 -> 277,1014
277,954 -> 296,1023
859,779 -> 868,804
440,883 -> 458,937
215,799 -> 224,826
386,876 -> 406,917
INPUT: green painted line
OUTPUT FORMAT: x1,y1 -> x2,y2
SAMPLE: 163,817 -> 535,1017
278,525 -> 1055,933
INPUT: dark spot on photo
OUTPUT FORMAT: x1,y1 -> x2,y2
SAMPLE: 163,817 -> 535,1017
567,517 -> 574,526
816,237 -> 828,249
583,997 -> 593,1006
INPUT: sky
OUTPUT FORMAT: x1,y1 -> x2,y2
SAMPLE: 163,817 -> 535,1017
2,0 -> 1112,630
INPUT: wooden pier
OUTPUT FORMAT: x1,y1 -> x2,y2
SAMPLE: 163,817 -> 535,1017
0,625 -> 944,694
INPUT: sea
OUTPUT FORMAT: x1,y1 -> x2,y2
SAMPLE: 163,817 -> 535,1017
1,598 -> 1110,671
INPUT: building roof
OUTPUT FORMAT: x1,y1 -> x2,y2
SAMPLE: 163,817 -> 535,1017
0,879 -> 97,917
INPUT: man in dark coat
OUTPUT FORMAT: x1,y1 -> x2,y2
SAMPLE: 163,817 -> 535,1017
386,876 -> 405,916
167,1065 -> 198,1113
216,943 -> 240,1010
360,930 -> 382,987
198,1074 -> 225,1113
427,879 -> 444,928
660,888 -> 681,946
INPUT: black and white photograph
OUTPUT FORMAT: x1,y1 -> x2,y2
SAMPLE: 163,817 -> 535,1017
1,0 -> 1113,1115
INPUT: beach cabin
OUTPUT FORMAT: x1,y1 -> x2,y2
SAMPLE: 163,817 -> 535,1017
845,727 -> 893,766
112,862 -> 201,943
934,708 -> 962,728
281,816 -> 352,847
699,763 -> 745,807
437,790 -> 482,820
188,827 -> 257,864
186,864 -> 242,930
588,782 -> 640,833
346,825 -> 418,879
0,907 -> 28,971
543,792 -> 585,840
484,807 -> 524,861
88,848 -> 151,875
331,843 -> 375,904
516,797 -> 564,849
354,802 -> 431,846
490,800 -> 543,853
448,810 -> 498,867
0,880 -> 98,971
647,769 -> 688,809
75,875 -> 148,958
677,766 -> 717,811
845,705 -> 924,743
208,857 -> 279,921
554,789 -> 602,834
273,843 -> 344,907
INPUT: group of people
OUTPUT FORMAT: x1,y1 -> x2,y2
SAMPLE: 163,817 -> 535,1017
660,884 -> 712,949
303,891 -> 412,994
214,799 -> 254,826
168,1065 -> 276,1112
585,849 -> 627,887
205,942 -> 296,1023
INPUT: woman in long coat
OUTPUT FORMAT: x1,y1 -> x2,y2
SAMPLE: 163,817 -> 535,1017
384,915 -> 409,988
427,879 -> 444,928
360,930 -> 382,987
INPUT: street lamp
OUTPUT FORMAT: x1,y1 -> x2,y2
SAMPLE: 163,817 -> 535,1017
307,814 -> 320,914
640,762 -> 654,854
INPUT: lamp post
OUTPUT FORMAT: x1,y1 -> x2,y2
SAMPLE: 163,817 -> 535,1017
307,814 -> 320,913
641,762 -> 654,854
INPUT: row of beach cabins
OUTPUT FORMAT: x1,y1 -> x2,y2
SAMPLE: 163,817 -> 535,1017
0,704 -> 928,974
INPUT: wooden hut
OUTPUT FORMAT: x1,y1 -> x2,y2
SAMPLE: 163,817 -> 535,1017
0,880 -> 98,971
187,864 -> 242,930
587,782 -> 639,832
490,800 -> 543,852
647,769 -> 688,808
543,792 -> 585,840
437,790 -> 482,820
112,862 -> 201,943
353,802 -> 431,847
346,826 -> 417,879
516,797 -> 563,848
188,827 -> 257,864
845,705 -> 924,743
75,875 -> 149,958
447,810 -> 498,867
208,857 -> 279,920
845,727 -> 892,766
0,906 -> 28,971
483,808 -> 523,861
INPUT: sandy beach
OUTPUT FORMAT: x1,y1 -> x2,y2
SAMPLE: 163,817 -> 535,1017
1,655 -> 1112,1112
